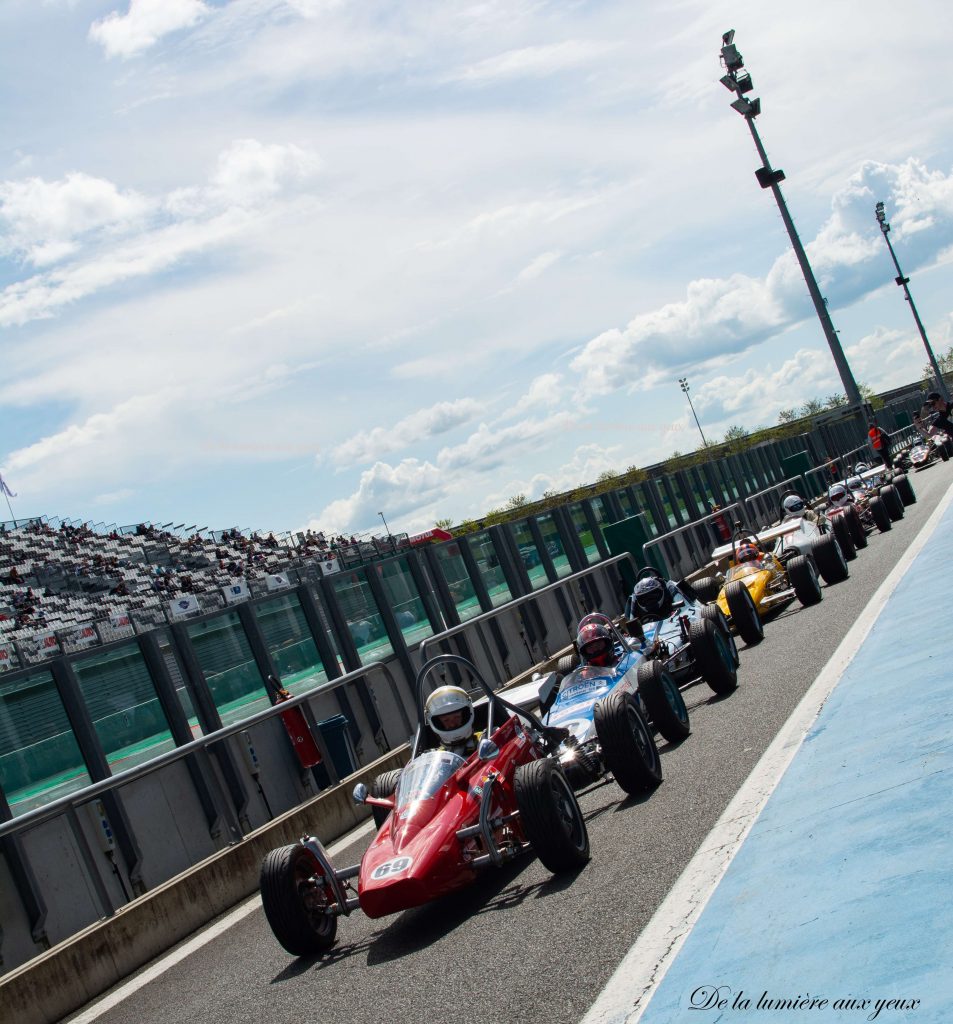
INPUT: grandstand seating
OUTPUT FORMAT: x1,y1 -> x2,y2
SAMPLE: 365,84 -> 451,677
0,518 -> 409,655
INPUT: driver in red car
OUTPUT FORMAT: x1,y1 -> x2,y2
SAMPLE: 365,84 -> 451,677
425,685 -> 481,757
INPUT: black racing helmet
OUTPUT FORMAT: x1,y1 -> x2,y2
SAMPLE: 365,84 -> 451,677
632,576 -> 673,620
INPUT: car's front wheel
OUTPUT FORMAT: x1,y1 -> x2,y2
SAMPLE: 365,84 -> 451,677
260,845 -> 338,957
724,580 -> 764,646
788,554 -> 822,606
637,658 -> 690,742
593,691 -> 662,796
514,759 -> 590,872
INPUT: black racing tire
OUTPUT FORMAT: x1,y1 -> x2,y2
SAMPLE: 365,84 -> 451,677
830,514 -> 856,562
636,659 -> 691,743
514,758 -> 590,872
880,484 -> 904,521
724,580 -> 764,646
869,496 -> 892,532
369,769 -> 402,829
893,473 -> 917,506
556,652 -> 580,676
688,617 -> 738,695
788,554 -> 822,606
699,603 -> 740,666
846,506 -> 868,549
811,533 -> 848,584
260,844 -> 338,957
944,439 -> 953,459
593,691 -> 662,796
692,576 -> 722,604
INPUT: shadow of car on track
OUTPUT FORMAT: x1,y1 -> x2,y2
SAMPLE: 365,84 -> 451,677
269,847 -> 590,978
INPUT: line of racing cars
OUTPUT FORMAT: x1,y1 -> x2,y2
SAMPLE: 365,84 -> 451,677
257,458 -> 927,960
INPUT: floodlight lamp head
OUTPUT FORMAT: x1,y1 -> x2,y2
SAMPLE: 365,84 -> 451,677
721,43 -> 744,71
730,96 -> 758,117
734,70 -> 754,94
720,73 -> 737,92
722,29 -> 735,46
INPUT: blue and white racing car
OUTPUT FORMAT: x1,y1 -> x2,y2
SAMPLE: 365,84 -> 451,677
538,570 -> 738,794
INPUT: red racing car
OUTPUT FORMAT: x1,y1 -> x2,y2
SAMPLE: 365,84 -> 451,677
260,653 -> 591,956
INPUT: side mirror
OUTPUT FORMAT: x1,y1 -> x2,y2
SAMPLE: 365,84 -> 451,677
352,782 -> 368,805
536,671 -> 560,715
477,738 -> 500,761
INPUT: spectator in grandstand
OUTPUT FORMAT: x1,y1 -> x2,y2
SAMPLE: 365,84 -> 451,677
5,566 -> 21,584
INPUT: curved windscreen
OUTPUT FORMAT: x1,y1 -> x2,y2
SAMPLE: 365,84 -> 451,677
395,749 -> 466,809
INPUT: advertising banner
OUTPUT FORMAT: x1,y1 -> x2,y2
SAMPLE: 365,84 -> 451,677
223,580 -> 250,604
20,630 -> 61,662
169,595 -> 201,619
97,611 -> 135,643
266,573 -> 291,591
61,622 -> 99,654
318,557 -> 340,576
0,642 -> 18,674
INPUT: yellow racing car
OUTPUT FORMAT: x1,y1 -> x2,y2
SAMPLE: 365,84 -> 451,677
692,527 -> 827,645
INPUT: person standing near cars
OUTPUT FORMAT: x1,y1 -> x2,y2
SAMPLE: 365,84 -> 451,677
926,392 -> 953,437
867,420 -> 893,469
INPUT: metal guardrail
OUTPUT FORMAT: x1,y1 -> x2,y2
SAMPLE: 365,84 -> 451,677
640,504 -> 744,583
418,553 -> 633,673
0,658 -> 404,923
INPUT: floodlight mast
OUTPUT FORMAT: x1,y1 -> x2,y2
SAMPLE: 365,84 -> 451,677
874,201 -> 949,401
718,31 -> 863,410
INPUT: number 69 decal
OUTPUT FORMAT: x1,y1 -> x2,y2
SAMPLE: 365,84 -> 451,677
371,857 -> 412,880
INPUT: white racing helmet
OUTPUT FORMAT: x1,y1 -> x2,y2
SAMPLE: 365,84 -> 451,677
846,475 -> 863,491
854,462 -> 870,474
828,483 -> 850,507
782,494 -> 805,516
425,685 -> 474,745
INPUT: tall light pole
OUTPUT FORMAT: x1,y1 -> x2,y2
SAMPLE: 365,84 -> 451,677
875,201 -> 949,401
718,30 -> 863,410
678,377 -> 709,447
378,511 -> 392,539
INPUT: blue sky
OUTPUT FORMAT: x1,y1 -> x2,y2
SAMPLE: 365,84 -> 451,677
2,0 -> 953,537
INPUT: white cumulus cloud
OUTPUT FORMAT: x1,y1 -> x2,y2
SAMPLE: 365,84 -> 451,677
89,0 -> 211,59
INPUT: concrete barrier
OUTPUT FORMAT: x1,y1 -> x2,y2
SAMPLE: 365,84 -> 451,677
0,747 -> 409,1024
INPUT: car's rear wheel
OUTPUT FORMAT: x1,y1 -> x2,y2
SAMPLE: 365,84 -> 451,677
869,496 -> 892,532
846,506 -> 868,549
514,759 -> 590,872
556,652 -> 579,676
892,473 -> 916,506
636,659 -> 690,742
699,603 -> 739,666
260,845 -> 338,957
692,576 -> 722,604
724,580 -> 764,646
811,533 -> 848,584
369,769 -> 402,829
788,554 -> 822,606
830,514 -> 856,561
593,691 -> 662,796
880,484 -> 904,521
688,617 -> 738,695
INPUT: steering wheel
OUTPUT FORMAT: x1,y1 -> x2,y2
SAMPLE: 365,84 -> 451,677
636,565 -> 664,581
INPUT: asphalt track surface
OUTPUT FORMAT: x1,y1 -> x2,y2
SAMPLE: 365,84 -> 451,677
64,466 -> 953,1024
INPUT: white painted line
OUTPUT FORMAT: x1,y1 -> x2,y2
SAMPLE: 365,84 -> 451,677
580,481 -> 953,1024
66,818 -> 375,1024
